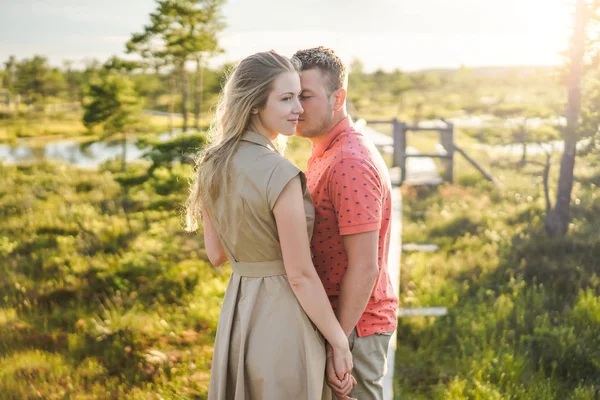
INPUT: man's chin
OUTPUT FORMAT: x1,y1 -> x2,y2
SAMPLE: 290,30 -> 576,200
295,125 -> 310,137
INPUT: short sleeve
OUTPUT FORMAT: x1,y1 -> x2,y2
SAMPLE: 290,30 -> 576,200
328,158 -> 383,235
266,158 -> 304,210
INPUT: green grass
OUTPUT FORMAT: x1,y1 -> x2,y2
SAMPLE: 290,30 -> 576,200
0,110 -> 193,143
0,111 -> 87,141
0,159 -> 226,398
393,151 -> 600,399
0,109 -> 598,399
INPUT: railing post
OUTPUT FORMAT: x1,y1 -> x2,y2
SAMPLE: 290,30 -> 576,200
440,122 -> 454,183
393,119 -> 407,184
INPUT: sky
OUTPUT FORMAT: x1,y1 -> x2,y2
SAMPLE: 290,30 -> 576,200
0,0 -> 574,72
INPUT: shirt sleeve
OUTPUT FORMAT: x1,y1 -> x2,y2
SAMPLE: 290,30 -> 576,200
266,158 -> 304,210
328,157 -> 383,235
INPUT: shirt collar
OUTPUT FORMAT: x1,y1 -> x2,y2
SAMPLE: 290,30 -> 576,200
312,116 -> 353,158
240,130 -> 278,152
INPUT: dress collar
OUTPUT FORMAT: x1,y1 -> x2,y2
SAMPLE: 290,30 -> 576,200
240,130 -> 278,152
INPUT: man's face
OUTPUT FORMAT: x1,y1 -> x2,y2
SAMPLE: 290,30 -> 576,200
296,68 -> 334,138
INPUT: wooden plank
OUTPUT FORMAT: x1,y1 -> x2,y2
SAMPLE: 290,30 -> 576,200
365,119 -> 395,125
399,307 -> 448,317
405,147 -> 443,186
455,144 -> 501,187
361,125 -> 394,147
404,153 -> 453,159
402,243 -> 439,252
383,185 -> 402,400
405,126 -> 453,132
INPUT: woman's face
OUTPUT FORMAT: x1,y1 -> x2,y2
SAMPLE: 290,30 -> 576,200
255,71 -> 304,138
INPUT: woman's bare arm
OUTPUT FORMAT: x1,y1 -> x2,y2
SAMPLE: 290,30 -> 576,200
202,207 -> 228,267
273,176 -> 349,353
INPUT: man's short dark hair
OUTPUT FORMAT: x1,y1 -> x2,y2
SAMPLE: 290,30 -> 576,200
292,46 -> 347,95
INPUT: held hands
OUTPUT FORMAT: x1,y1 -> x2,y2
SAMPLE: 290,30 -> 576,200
327,342 -> 357,399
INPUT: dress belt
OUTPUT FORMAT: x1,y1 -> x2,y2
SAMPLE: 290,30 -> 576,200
230,259 -> 286,277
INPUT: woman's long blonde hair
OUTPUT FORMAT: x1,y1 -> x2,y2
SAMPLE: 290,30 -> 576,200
185,51 -> 300,232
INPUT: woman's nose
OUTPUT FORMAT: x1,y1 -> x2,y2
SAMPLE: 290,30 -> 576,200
293,99 -> 303,114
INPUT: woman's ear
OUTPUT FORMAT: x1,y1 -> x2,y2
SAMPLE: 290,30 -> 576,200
251,108 -> 259,115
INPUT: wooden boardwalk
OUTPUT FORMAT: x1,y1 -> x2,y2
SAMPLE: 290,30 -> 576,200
362,122 -> 444,400
361,123 -> 442,186
383,185 -> 402,400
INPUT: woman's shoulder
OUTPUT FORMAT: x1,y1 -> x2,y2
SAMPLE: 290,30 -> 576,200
235,141 -> 292,171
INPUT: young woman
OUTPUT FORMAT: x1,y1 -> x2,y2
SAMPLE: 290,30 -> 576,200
185,51 -> 356,399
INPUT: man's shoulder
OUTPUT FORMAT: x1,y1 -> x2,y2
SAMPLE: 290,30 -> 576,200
337,127 -> 378,154
334,129 -> 392,191
334,130 -> 382,168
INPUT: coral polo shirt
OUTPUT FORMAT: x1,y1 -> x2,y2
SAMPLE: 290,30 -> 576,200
305,116 -> 398,337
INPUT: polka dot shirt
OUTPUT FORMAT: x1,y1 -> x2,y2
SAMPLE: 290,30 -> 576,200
305,116 -> 398,337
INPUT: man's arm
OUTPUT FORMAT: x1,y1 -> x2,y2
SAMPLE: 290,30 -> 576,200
337,230 -> 379,336
326,157 -> 384,336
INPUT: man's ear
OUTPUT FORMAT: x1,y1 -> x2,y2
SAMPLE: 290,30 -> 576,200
332,88 -> 347,111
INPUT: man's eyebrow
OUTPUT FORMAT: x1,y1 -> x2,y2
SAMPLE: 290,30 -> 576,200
300,89 -> 314,93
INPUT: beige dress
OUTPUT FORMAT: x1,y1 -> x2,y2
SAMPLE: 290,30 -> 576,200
207,130 -> 331,400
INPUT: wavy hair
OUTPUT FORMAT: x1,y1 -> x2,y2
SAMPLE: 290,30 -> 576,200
185,51 -> 300,231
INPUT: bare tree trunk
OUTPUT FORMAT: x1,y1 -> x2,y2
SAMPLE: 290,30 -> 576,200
194,55 -> 204,132
121,132 -> 127,172
520,140 -> 527,166
180,62 -> 189,133
545,0 -> 586,237
413,102 -> 423,126
543,154 -> 552,214
15,94 -> 20,117
168,73 -> 175,134
519,120 -> 527,166
153,65 -> 161,110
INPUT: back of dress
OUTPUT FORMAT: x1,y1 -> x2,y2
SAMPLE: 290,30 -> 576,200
210,130 -> 314,263
206,130 -> 330,400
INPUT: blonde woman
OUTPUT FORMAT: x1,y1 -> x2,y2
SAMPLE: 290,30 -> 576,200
186,51 -> 356,399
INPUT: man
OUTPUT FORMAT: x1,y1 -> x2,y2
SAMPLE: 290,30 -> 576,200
293,47 -> 398,400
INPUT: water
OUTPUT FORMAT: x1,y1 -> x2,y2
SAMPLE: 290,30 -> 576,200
0,126 -> 591,169
0,130 -> 181,168
474,137 -> 592,156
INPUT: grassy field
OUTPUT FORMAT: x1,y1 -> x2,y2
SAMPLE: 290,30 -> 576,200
0,156 -> 225,398
0,115 -> 598,399
0,110 -> 195,143
393,144 -> 599,399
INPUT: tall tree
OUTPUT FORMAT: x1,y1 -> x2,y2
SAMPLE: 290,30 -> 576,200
102,56 -> 140,75
83,74 -> 143,171
127,0 -> 224,131
491,103 -> 556,166
2,56 -> 17,94
545,0 -> 587,236
184,0 -> 225,130
62,60 -> 83,103
127,24 -> 175,132
15,55 -> 52,105
127,0 -> 225,132
2,56 -> 17,111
